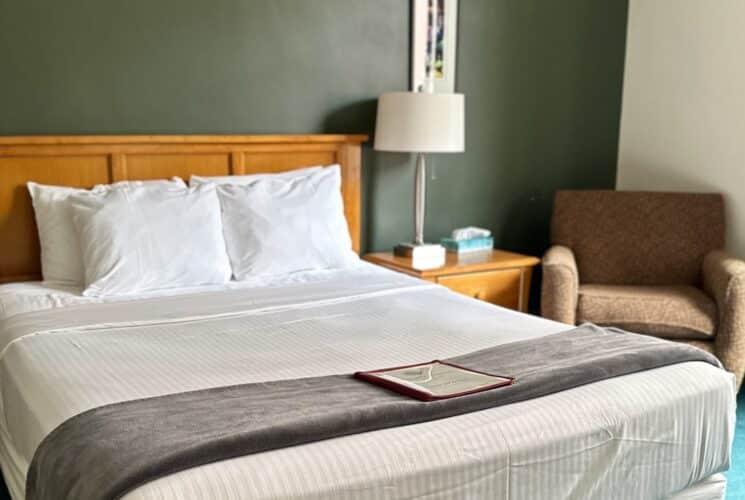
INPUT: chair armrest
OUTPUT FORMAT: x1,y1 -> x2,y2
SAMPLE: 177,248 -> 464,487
541,245 -> 579,324
703,250 -> 745,389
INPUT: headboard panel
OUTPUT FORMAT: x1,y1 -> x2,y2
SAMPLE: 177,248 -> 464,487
0,134 -> 367,283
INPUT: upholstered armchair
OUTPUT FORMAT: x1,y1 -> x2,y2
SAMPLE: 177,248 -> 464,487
541,190 -> 745,390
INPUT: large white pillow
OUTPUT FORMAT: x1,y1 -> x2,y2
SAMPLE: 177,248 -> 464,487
190,165 -> 322,186
69,183 -> 231,297
27,179 -> 186,285
216,165 -> 357,279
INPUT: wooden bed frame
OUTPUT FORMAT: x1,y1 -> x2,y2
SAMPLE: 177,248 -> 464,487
0,134 -> 367,283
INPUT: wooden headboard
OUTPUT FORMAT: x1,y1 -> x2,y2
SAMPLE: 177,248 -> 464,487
0,134 -> 367,283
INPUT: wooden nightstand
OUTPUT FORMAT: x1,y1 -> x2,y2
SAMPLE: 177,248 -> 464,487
364,249 -> 540,312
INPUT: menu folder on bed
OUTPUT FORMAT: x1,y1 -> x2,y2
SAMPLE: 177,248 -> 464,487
355,360 -> 514,401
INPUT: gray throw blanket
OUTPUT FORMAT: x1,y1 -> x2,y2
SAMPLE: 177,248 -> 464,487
26,324 -> 721,500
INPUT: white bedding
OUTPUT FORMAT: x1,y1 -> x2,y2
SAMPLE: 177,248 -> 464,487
0,264 -> 735,499
0,263 -> 376,320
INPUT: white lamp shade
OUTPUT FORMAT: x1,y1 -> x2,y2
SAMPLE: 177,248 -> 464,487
374,92 -> 465,153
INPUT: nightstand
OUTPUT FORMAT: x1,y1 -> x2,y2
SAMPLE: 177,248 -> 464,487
364,249 -> 540,312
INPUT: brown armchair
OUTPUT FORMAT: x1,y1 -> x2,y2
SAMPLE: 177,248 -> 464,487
541,190 -> 745,390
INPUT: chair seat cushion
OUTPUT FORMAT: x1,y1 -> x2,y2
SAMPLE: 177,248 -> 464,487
577,284 -> 718,340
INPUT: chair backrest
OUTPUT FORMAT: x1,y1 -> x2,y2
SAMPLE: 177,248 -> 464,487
551,190 -> 725,285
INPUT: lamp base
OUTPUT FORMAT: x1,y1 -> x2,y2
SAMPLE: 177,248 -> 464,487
394,243 -> 446,270
393,243 -> 446,259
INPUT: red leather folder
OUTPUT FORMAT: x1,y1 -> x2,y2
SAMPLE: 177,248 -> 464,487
355,360 -> 514,402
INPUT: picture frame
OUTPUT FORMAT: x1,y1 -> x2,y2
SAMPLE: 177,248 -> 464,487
411,0 -> 458,93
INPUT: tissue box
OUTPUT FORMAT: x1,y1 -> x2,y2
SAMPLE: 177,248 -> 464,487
440,236 -> 494,254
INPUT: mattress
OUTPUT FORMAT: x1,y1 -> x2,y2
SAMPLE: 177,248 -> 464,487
0,263 -> 735,499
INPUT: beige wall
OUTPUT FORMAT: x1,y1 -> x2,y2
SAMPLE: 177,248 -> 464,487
617,0 -> 745,255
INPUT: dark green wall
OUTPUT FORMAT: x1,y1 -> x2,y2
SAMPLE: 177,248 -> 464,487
0,0 -> 628,260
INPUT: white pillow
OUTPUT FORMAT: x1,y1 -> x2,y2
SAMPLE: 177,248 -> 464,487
190,165 -> 322,186
27,179 -> 186,285
216,165 -> 357,279
69,183 -> 231,297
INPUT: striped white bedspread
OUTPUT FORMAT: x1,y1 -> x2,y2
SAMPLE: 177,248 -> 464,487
0,264 -> 735,499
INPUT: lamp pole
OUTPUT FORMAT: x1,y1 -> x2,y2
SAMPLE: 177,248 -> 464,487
413,0 -> 438,245
414,153 -> 426,245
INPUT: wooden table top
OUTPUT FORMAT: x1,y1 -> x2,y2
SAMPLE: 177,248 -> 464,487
363,249 -> 540,278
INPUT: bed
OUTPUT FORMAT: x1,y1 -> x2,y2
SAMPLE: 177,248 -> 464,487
0,135 -> 736,500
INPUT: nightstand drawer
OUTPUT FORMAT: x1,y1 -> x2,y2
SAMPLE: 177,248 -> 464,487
437,268 -> 523,309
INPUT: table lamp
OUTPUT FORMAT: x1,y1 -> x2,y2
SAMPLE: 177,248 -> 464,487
374,91 -> 465,258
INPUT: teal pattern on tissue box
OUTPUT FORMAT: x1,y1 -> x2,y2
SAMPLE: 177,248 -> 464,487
440,237 -> 494,253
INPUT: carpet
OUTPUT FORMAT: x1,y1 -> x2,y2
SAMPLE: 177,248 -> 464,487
727,390 -> 745,499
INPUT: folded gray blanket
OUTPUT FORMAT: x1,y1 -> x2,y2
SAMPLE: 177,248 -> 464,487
26,324 -> 721,500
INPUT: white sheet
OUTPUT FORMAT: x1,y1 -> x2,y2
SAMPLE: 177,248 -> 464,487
0,265 -> 735,499
0,263 -> 376,320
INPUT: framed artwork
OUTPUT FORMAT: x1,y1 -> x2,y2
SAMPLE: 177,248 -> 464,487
411,0 -> 458,93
